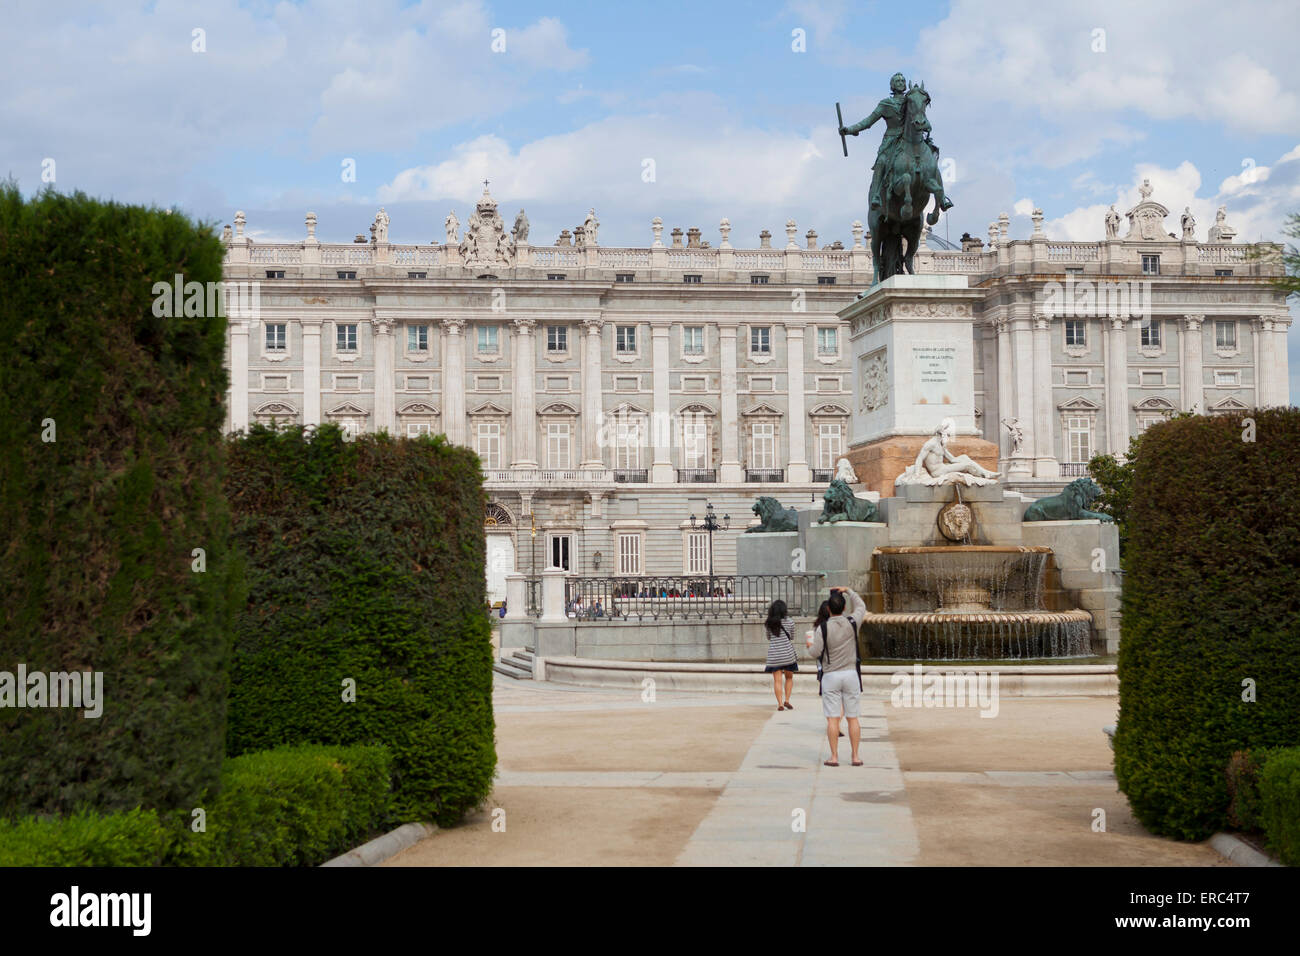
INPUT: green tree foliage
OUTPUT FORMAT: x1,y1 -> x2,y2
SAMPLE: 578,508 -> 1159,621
224,425 -> 495,826
0,186 -> 242,817
1114,408 -> 1300,839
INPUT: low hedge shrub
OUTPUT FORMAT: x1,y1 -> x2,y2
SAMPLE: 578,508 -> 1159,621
0,807 -> 171,866
1259,747 -> 1300,866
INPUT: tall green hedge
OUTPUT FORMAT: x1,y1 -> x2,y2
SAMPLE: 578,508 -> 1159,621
224,425 -> 495,826
0,186 -> 242,817
1115,408 -> 1300,839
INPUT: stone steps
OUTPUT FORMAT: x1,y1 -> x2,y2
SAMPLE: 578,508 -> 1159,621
492,647 -> 536,680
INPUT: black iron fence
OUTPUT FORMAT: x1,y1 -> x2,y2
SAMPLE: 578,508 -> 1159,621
613,469 -> 649,483
554,573 -> 825,622
1060,462 -> 1090,477
811,468 -> 834,483
745,468 -> 784,483
676,468 -> 717,483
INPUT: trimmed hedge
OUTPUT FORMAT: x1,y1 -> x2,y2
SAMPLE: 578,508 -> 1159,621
0,808 -> 172,867
1259,748 -> 1300,866
1114,408 -> 1300,840
173,744 -> 392,867
225,425 -> 495,826
0,186 -> 243,817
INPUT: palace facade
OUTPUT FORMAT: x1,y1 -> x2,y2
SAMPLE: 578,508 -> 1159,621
220,185 -> 1290,601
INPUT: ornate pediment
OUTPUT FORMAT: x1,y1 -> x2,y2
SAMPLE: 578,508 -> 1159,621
398,401 -> 440,416
538,401 -> 579,416
742,402 -> 784,418
469,400 -> 510,417
254,400 -> 298,417
326,401 -> 368,417
1125,179 -> 1171,241
810,402 -> 851,417
1133,397 -> 1176,411
1058,396 -> 1101,412
1208,396 -> 1249,413
608,402 -> 650,418
678,402 -> 716,416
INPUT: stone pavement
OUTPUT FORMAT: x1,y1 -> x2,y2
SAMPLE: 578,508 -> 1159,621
382,675 -> 1230,867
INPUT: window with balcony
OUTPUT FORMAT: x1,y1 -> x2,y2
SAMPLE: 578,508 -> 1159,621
751,422 -> 775,470
614,420 -> 642,470
476,422 -> 501,470
1066,416 -> 1092,464
546,422 -> 572,470
683,421 -> 709,469
817,423 -> 842,470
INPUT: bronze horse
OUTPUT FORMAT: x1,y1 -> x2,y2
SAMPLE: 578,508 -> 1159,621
868,83 -> 951,284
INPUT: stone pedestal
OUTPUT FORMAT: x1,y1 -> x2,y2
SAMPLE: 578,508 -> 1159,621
805,521 -> 889,592
735,531 -> 800,575
841,275 -> 997,495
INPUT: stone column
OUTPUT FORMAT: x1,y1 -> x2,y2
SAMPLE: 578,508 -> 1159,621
581,318 -> 604,469
229,320 -> 250,432
784,324 -> 810,483
1008,312 -> 1034,477
651,323 -> 674,483
995,318 -> 1013,468
511,317 -> 538,469
719,324 -> 743,483
1180,314 -> 1204,413
1031,313 -> 1058,477
301,320 -> 322,427
1274,316 -> 1293,407
1106,316 -> 1129,456
371,313 -> 396,434
441,317 -> 467,446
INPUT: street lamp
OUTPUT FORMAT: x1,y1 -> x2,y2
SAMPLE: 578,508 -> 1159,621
689,502 -> 730,591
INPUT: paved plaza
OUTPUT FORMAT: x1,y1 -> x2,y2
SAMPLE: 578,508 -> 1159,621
384,676 -> 1229,867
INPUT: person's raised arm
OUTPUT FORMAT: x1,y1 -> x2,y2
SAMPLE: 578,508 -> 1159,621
843,103 -> 885,137
845,588 -> 866,622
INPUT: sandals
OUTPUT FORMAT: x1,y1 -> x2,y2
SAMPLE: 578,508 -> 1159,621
824,760 -> 839,767
784,702 -> 794,710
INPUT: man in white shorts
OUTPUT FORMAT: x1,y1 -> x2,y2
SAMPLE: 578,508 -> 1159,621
808,586 -> 866,767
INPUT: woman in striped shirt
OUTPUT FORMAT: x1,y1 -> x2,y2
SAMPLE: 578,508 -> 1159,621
763,599 -> 799,711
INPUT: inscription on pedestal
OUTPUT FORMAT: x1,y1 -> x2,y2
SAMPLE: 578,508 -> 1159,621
912,342 -> 956,406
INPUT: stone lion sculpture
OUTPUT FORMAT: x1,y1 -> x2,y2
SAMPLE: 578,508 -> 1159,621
1023,477 -> 1114,522
747,496 -> 799,533
817,478 -> 879,524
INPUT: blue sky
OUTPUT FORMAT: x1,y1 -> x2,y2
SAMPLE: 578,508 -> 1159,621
3,0 -> 1298,397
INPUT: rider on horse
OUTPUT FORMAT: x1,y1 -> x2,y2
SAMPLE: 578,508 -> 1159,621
840,72 -> 954,215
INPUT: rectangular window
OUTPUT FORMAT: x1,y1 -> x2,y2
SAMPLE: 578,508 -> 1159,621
683,326 -> 704,354
614,420 -> 642,469
407,422 -> 431,438
1215,320 -> 1237,349
1214,269 -> 1233,277
545,376 -> 568,391
334,375 -> 359,391
547,422 -> 571,470
683,274 -> 702,284
685,532 -> 709,575
547,326 -> 568,352
682,376 -> 707,392
407,272 -> 427,279
1140,319 -> 1161,348
265,323 -> 287,351
475,375 -> 501,391
683,422 -> 709,469
1066,416 -> 1091,464
263,374 -> 288,391
817,423 -> 842,470
1065,320 -> 1086,347
750,327 -> 771,354
1140,371 -> 1163,386
750,275 -> 769,285
749,377 -> 773,391
817,276 -> 836,285
407,324 -> 428,352
1142,254 -> 1160,275
265,270 -> 285,279
615,376 -> 638,392
817,327 -> 838,354
336,270 -> 357,280
751,423 -> 775,469
817,377 -> 839,392
547,273 -> 566,281
336,324 -> 357,351
617,533 -> 642,575
476,423 -> 501,470
550,535 -> 572,572
1065,267 -> 1084,275
478,325 -> 498,353
615,273 -> 635,283
616,325 -> 637,353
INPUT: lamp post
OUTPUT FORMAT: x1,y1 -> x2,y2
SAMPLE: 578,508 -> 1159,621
689,501 -> 730,593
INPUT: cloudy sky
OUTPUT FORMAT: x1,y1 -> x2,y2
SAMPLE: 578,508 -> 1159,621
4,0 -> 1298,396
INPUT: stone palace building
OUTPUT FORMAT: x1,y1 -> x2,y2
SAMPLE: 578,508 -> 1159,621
219,184 -> 1290,602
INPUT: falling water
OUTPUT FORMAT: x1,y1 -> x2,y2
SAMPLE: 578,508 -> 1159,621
864,547 -> 1094,660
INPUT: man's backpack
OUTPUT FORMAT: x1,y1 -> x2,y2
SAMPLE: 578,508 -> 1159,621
818,616 -> 862,695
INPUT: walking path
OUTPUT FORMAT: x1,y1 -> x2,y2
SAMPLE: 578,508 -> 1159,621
382,676 -> 1229,867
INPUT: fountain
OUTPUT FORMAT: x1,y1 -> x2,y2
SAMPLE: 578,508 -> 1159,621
862,546 -> 1093,660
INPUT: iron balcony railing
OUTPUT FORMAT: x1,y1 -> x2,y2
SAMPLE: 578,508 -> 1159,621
811,468 -> 834,483
613,469 -> 649,483
677,468 -> 717,483
745,468 -> 784,483
560,573 -> 825,622
1059,462 -> 1090,477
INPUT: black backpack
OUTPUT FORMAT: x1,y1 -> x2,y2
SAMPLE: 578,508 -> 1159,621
817,616 -> 862,695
